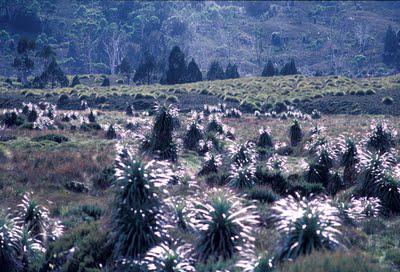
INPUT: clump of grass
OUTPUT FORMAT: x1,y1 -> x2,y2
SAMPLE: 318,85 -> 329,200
289,119 -> 303,147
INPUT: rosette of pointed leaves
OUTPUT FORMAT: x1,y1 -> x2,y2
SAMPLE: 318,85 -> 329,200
147,103 -> 178,161
272,195 -> 343,261
206,114 -> 224,134
145,241 -> 196,271
165,197 -> 196,232
337,197 -> 381,226
229,142 -> 256,166
0,215 -> 23,271
192,189 -> 259,262
183,121 -> 204,150
198,152 -> 222,176
17,193 -> 50,243
338,137 -> 359,185
111,145 -> 172,259
374,172 -> 400,212
289,119 -> 303,147
256,127 -> 273,148
228,163 -> 257,189
266,154 -> 287,173
365,121 -> 397,154
356,150 -> 396,197
20,228 -> 45,269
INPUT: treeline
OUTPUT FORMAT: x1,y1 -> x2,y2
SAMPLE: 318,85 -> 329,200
383,25 -> 400,68
10,39 -> 300,88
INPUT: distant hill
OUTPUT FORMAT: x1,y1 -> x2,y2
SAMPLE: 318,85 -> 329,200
0,1 -> 400,78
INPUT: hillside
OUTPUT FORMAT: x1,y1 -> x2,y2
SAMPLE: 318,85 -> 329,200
1,1 -> 400,78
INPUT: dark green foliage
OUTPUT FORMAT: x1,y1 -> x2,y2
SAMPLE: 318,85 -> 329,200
383,25 -> 399,64
186,58 -> 202,83
116,57 -> 132,83
32,134 -> 69,143
247,186 -> 279,203
366,122 -> 396,154
289,119 -> 303,146
327,171 -> 344,196
280,59 -> 297,76
26,108 -> 38,122
225,63 -> 240,79
341,138 -> 359,185
106,124 -> 117,139
88,111 -> 96,123
194,192 -> 258,262
262,60 -> 275,77
207,61 -> 225,81
280,251 -> 390,272
256,167 -> 290,194
288,181 -> 325,196
12,37 -> 35,85
206,115 -> 224,134
126,105 -> 134,116
183,121 -> 203,150
111,155 -> 165,259
146,104 -> 177,161
44,222 -> 111,272
0,216 -> 22,272
70,75 -> 80,87
375,173 -> 400,212
92,166 -> 116,189
80,122 -> 101,131
1,111 -> 24,127
134,51 -> 156,85
257,127 -> 273,148
228,163 -> 257,189
166,46 -> 186,84
36,58 -> 69,88
101,77 -> 110,87
198,153 -> 221,176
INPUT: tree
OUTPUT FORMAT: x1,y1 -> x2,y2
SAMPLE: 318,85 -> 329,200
116,57 -> 132,84
103,25 -> 127,75
70,75 -> 80,87
280,59 -> 298,75
34,58 -> 68,88
12,37 -> 35,85
207,60 -> 225,81
225,63 -> 240,79
36,45 -> 56,70
383,25 -> 399,64
185,58 -> 202,83
133,51 -> 156,84
165,45 -> 186,84
262,60 -> 275,77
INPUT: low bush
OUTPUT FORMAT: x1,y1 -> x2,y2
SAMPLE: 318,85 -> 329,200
32,134 -> 69,143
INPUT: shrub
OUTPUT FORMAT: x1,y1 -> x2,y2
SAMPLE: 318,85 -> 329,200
32,134 -> 69,143
193,189 -> 259,262
110,147 -> 171,259
338,137 -> 359,185
183,121 -> 204,150
381,96 -> 394,105
247,186 -> 279,203
366,121 -> 396,154
257,127 -> 273,148
106,124 -> 117,139
144,104 -> 178,161
92,166 -> 115,189
144,241 -> 196,271
272,195 -> 342,261
229,142 -> 256,165
374,173 -> 400,212
289,119 -> 303,147
70,75 -> 80,87
101,77 -> 110,87
1,111 -> 24,127
279,251 -> 389,272
198,153 -> 221,176
88,110 -> 96,123
206,114 -> 224,134
228,163 -> 257,189
0,215 -> 23,271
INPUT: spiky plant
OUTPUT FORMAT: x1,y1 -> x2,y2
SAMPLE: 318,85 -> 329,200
266,154 -> 287,173
111,146 -> 171,259
17,193 -> 50,244
0,215 -> 23,271
327,170 -> 344,196
366,121 -> 397,154
336,197 -> 381,226
289,119 -> 303,147
272,195 -> 343,261
146,103 -> 178,161
193,189 -> 259,262
338,137 -> 359,185
356,150 -> 395,197
198,152 -> 222,176
165,197 -> 196,232
257,127 -> 273,148
228,163 -> 257,189
20,228 -> 44,270
206,114 -> 224,134
145,241 -> 196,271
106,124 -> 117,139
88,110 -> 96,123
183,121 -> 204,150
229,142 -> 256,165
374,172 -> 400,212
